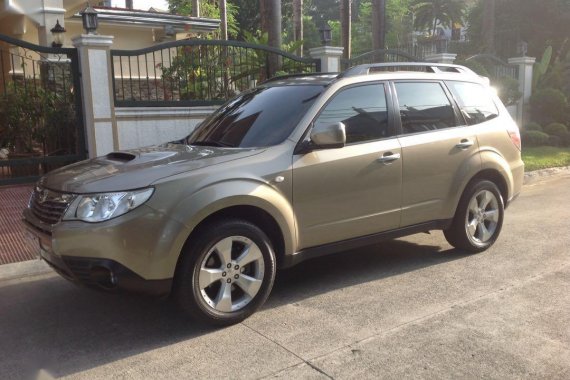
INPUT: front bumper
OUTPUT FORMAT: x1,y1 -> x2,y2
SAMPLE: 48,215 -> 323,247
36,242 -> 172,296
23,203 -> 188,296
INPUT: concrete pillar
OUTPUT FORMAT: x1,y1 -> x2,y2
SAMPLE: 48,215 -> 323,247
72,34 -> 118,158
309,46 -> 344,73
508,56 -> 536,126
424,53 -> 457,64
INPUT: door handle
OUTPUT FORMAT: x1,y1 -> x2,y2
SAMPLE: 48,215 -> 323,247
377,152 -> 401,163
455,139 -> 474,149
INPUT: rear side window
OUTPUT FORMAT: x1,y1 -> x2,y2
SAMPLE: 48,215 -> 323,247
446,81 -> 499,125
394,82 -> 458,135
314,84 -> 389,144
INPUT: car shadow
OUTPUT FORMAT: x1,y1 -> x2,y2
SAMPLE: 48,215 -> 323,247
0,237 -> 468,378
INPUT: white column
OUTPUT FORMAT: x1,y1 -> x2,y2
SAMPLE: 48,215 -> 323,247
424,53 -> 457,64
508,56 -> 536,126
72,35 -> 118,158
309,46 -> 344,73
37,0 -> 66,47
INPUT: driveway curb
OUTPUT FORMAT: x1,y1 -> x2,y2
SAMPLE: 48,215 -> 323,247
1,166 -> 569,282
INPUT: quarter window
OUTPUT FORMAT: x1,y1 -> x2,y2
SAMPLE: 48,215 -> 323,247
314,84 -> 389,144
394,82 -> 458,134
446,81 -> 499,125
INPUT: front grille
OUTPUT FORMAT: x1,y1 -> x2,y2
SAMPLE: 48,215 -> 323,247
30,186 -> 75,225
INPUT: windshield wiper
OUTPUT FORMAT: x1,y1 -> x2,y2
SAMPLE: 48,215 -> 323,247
190,140 -> 235,148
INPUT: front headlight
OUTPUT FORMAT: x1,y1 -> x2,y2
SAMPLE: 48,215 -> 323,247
63,188 -> 154,223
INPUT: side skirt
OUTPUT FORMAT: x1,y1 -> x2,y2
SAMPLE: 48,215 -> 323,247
281,219 -> 452,268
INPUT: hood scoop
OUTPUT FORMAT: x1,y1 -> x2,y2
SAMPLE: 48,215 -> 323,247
106,152 -> 137,162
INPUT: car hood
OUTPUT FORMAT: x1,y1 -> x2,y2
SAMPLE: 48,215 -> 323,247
41,144 -> 263,193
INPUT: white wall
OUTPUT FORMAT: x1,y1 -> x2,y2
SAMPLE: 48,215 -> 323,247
114,106 -> 217,150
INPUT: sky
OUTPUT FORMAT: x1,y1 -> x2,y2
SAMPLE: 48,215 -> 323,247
113,0 -> 169,11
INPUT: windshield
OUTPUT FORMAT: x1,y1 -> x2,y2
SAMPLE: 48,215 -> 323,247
187,85 -> 324,148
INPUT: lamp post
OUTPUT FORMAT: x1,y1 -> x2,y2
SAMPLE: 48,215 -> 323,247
81,3 -> 99,35
319,22 -> 332,46
50,20 -> 66,48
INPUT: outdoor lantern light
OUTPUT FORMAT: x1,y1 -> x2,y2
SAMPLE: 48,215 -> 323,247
50,19 -> 66,48
319,22 -> 332,46
81,3 -> 99,35
517,41 -> 528,57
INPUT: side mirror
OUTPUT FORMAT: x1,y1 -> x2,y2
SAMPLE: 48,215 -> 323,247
310,122 -> 346,149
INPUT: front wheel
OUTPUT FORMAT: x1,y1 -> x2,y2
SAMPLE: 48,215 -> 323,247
175,219 -> 276,326
444,180 -> 504,253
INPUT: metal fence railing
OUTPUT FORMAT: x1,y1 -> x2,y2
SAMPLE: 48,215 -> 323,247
0,34 -> 85,185
110,39 -> 321,107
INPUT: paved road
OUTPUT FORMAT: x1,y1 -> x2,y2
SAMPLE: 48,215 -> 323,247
1,172 -> 569,380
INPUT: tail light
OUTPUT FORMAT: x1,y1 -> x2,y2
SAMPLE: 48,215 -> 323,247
507,123 -> 521,151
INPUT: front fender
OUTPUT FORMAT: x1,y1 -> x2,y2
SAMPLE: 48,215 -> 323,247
167,179 -> 297,261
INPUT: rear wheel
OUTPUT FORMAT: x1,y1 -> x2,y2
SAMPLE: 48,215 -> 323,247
444,180 -> 504,252
175,219 -> 276,325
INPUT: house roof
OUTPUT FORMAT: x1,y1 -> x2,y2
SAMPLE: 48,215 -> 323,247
71,6 -> 220,33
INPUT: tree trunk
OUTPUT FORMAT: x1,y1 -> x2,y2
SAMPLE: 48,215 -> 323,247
220,0 -> 228,40
266,0 -> 282,77
340,0 -> 351,59
293,0 -> 303,56
192,0 -> 200,17
372,0 -> 386,50
482,0 -> 496,53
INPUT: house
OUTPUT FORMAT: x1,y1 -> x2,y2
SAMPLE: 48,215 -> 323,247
0,0 -> 220,50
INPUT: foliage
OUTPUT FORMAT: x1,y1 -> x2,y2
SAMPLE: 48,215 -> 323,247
466,0 -> 570,58
524,122 -> 543,132
169,0 -> 240,38
0,84 -> 74,155
533,46 -> 553,89
521,130 -> 550,147
411,0 -> 466,36
544,122 -> 569,138
494,76 -> 521,106
530,88 -> 568,125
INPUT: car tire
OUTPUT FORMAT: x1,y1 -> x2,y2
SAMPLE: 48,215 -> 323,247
174,219 -> 276,326
444,180 -> 504,253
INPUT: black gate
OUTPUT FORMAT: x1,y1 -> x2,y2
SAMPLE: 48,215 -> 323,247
0,34 -> 86,186
111,39 -> 321,107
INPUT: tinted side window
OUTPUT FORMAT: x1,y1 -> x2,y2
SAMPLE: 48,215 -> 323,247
446,81 -> 499,125
315,84 -> 389,144
394,82 -> 458,134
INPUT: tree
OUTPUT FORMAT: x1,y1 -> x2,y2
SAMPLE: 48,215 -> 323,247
293,0 -> 304,55
340,0 -> 352,58
371,0 -> 386,49
412,0 -> 466,36
481,0 -> 495,53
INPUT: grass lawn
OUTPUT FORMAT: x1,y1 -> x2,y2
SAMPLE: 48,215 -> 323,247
522,146 -> 570,171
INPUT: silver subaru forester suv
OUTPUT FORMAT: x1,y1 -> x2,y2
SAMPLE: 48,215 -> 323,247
24,63 -> 524,325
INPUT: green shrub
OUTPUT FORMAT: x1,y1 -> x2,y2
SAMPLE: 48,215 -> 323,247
524,122 -> 543,132
521,130 -> 550,147
530,88 -> 568,125
559,131 -> 570,147
544,122 -> 568,138
547,135 -> 561,147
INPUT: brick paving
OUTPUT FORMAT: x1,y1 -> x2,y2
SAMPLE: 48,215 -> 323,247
0,185 -> 38,264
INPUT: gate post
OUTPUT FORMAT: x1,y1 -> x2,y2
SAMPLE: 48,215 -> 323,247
72,34 -> 117,158
424,53 -> 457,64
309,46 -> 344,73
508,56 -> 536,127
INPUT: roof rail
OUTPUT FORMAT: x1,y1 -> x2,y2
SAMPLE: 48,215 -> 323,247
261,72 -> 339,85
339,62 -> 478,78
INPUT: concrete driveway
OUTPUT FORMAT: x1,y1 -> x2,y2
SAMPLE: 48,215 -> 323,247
1,172 -> 569,379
